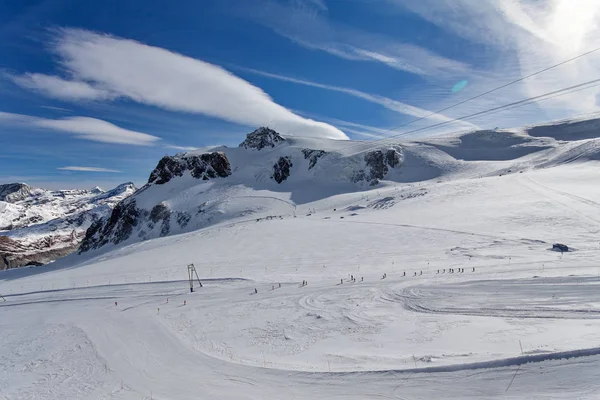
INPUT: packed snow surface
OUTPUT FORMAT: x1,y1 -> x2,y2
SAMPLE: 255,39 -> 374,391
4,123 -> 600,398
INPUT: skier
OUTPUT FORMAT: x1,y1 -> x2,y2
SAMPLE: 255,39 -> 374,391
184,300 -> 186,306
166,298 -> 169,303
443,269 -> 445,273
351,275 -> 354,281
414,272 -> 417,276
473,267 -> 475,272
341,279 -> 343,284
115,301 -> 118,306
254,288 -> 258,294
361,277 -> 364,282
437,270 -> 439,274
279,283 -> 281,288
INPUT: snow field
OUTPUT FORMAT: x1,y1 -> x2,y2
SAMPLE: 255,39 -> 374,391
3,163 -> 600,398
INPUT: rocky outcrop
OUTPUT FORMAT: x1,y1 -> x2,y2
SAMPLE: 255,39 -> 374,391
149,203 -> 171,237
0,183 -> 36,203
302,149 -> 326,169
385,149 -> 402,168
272,156 -> 293,183
353,148 -> 403,185
79,200 -> 148,253
148,152 -> 231,185
239,127 -> 285,150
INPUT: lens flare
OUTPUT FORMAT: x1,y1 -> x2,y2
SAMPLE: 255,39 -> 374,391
452,80 -> 468,93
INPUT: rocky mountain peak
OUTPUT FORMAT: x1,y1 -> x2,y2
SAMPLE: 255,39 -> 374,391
0,183 -> 36,203
148,153 -> 232,185
239,127 -> 285,150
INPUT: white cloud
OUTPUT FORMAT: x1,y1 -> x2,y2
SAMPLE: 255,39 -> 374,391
57,166 -> 121,172
241,67 -> 477,129
243,0 -> 469,78
0,111 -> 160,145
39,105 -> 73,113
13,28 -> 347,140
12,73 -> 116,101
165,145 -> 199,151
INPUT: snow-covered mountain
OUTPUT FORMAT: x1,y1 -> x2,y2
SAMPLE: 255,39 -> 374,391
79,119 -> 600,256
6,118 -> 600,399
0,182 -> 136,269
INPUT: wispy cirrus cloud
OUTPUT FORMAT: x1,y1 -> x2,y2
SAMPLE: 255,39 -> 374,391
165,145 -> 199,151
390,0 -> 600,122
57,166 -> 121,172
11,73 -> 116,101
239,66 -> 477,129
0,111 -> 160,145
39,105 -> 73,113
11,28 -> 347,140
242,0 -> 469,78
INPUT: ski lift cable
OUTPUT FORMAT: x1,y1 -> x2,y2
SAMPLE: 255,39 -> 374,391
343,76 -> 600,158
340,45 -> 600,154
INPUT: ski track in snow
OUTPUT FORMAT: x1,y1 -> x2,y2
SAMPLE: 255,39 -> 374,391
3,164 -> 600,398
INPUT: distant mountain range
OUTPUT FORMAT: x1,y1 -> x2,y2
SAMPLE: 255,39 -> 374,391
0,182 -> 136,269
5,116 -> 600,269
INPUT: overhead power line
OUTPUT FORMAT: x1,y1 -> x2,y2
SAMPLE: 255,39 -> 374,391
343,76 -> 600,157
340,45 -> 600,153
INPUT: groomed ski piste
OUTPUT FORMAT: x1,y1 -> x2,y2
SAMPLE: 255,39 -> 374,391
4,124 -> 600,399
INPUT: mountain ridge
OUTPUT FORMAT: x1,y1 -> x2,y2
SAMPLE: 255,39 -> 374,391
77,118 -> 600,257
0,182 -> 136,269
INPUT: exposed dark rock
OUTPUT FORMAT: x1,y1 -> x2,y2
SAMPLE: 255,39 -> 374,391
176,212 -> 191,228
552,243 -> 569,252
302,149 -> 326,169
160,218 -> 171,237
385,148 -> 402,168
364,150 -> 388,184
148,152 -> 231,185
353,148 -> 403,185
25,261 -> 44,267
79,200 -> 149,253
352,170 -> 367,183
149,203 -> 171,237
0,183 -> 34,203
150,203 -> 170,223
239,127 -> 285,150
272,156 -> 293,183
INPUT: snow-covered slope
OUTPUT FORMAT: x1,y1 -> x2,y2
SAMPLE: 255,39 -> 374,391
79,120 -> 600,256
0,182 -> 136,269
3,161 -> 600,399
5,118 -> 600,399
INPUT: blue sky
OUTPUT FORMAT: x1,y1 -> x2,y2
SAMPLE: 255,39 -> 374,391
2,0 -> 600,189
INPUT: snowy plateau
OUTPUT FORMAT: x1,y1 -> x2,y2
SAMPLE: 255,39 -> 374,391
3,119 -> 600,399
